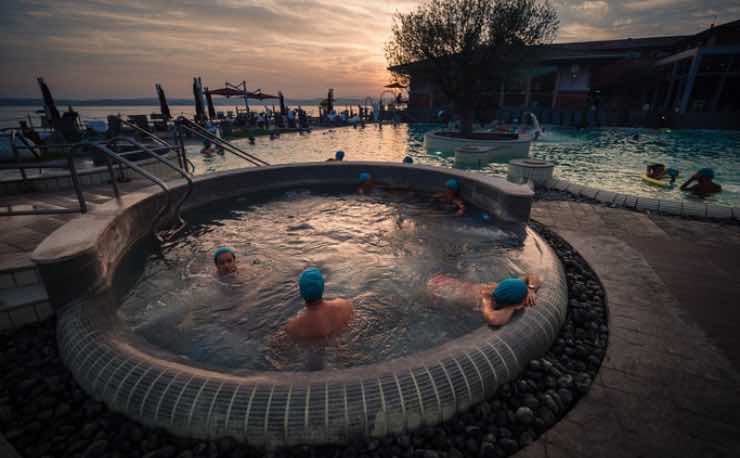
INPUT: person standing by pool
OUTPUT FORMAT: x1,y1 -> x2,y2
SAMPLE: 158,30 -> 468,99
680,168 -> 722,196
286,268 -> 353,339
426,275 -> 538,327
433,179 -> 466,216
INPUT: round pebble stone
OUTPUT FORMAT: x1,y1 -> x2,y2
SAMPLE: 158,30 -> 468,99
515,407 -> 535,424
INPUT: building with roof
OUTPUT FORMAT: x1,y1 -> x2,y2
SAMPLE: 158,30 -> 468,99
392,20 -> 740,129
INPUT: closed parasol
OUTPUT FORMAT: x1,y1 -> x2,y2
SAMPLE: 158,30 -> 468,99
155,83 -> 171,119
37,77 -> 60,123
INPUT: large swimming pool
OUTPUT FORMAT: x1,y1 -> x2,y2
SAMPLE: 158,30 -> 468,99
187,124 -> 740,207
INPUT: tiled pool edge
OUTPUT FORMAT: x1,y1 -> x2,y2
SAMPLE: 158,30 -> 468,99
543,177 -> 740,221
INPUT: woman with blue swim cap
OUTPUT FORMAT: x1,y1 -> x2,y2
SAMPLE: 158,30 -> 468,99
286,267 -> 354,339
433,178 -> 466,216
680,168 -> 722,196
426,274 -> 538,327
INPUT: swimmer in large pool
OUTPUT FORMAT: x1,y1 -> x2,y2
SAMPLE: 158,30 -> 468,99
680,168 -> 722,196
427,274 -> 538,326
327,150 -> 345,161
286,268 -> 354,339
213,246 -> 238,276
433,178 -> 466,216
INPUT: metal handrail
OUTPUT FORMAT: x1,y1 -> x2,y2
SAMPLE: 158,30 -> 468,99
80,142 -> 185,242
1,136 -> 88,217
176,117 -> 270,167
115,116 -> 195,173
107,137 -> 193,238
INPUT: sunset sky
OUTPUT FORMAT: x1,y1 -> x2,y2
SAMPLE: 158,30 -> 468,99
1,0 -> 738,99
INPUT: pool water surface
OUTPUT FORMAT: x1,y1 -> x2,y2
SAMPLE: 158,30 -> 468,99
117,190 -> 546,372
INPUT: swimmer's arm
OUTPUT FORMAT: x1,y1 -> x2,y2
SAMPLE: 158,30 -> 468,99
680,175 -> 698,190
481,296 -> 518,327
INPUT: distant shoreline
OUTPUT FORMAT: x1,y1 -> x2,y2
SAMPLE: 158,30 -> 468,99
0,97 -> 369,107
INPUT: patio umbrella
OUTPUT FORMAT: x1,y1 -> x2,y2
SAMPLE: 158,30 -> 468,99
192,77 -> 206,123
279,91 -> 287,115
205,88 -> 216,120
155,83 -> 171,119
208,87 -> 245,97
384,82 -> 407,89
247,90 -> 279,100
37,77 -> 60,124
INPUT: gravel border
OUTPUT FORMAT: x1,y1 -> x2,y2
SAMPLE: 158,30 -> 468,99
0,222 -> 608,458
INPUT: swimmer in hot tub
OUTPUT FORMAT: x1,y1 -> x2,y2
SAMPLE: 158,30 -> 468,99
426,274 -> 538,327
286,267 -> 353,339
433,179 -> 466,216
357,172 -> 375,194
213,246 -> 238,276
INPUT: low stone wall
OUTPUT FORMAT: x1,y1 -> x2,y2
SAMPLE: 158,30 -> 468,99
544,177 -> 740,220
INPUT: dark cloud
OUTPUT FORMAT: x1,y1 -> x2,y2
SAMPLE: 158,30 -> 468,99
0,0 -> 738,98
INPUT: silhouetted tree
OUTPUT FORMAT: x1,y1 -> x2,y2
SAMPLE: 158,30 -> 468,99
386,0 -> 558,136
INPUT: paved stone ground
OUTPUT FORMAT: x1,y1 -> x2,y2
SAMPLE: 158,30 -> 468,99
516,201 -> 740,458
0,178 -> 152,269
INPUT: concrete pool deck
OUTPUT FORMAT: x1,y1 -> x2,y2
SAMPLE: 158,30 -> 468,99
517,201 -> 740,457
2,183 -> 740,455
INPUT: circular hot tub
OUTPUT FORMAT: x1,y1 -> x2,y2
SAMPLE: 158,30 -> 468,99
33,162 -> 566,447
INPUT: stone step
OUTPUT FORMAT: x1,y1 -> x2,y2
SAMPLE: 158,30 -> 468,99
0,252 -> 40,289
0,283 -> 52,331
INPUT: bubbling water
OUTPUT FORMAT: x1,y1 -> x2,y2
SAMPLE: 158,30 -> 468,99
116,190 -> 546,372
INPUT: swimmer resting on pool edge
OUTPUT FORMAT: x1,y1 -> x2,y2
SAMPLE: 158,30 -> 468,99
286,268 -> 353,339
427,274 -> 538,326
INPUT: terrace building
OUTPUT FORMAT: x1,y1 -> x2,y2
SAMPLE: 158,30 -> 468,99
393,19 -> 740,129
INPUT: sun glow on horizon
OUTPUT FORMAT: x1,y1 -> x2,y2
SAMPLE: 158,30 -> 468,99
0,0 -> 737,99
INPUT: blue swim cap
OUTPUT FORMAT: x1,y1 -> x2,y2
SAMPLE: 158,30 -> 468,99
359,172 -> 371,183
697,168 -> 714,179
480,212 -> 491,222
446,178 -> 459,192
299,267 -> 324,302
335,150 -> 345,160
213,246 -> 236,263
403,156 -> 413,164
493,278 -> 528,309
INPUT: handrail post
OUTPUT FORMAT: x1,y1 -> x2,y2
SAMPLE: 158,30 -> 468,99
104,154 -> 121,199
67,152 -> 87,213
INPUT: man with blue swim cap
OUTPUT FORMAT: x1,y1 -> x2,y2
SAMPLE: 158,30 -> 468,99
433,178 -> 466,216
213,246 -> 237,275
680,167 -> 722,196
427,274 -> 537,327
286,267 -> 354,339
327,150 -> 345,161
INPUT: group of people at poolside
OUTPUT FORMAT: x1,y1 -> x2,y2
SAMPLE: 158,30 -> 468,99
211,169 -> 539,341
645,163 -> 722,195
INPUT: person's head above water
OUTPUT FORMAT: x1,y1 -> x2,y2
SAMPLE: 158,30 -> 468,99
403,156 -> 413,164
335,150 -> 345,161
359,172 -> 371,183
213,246 -> 237,274
492,278 -> 528,310
446,178 -> 460,193
697,168 -> 715,180
299,267 -> 325,304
